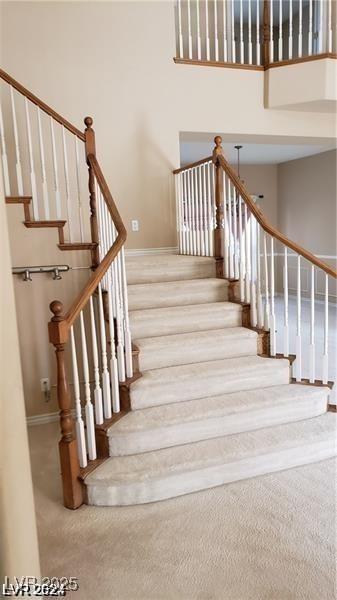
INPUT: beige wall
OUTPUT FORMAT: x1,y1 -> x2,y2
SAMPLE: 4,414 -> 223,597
239,165 -> 278,227
278,149 -> 337,257
0,169 -> 40,578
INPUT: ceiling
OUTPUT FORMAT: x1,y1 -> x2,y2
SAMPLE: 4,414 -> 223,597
180,132 -> 337,166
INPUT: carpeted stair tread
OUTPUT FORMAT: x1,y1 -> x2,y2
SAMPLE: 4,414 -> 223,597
108,385 -> 330,455
86,413 -> 337,505
125,254 -> 216,284
130,301 -> 242,338
128,278 -> 228,311
135,327 -> 258,371
130,355 -> 291,410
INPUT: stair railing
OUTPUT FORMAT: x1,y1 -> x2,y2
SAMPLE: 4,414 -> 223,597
174,136 -> 337,397
174,0 -> 336,68
0,68 -> 92,246
48,139 -> 133,509
1,68 -> 133,509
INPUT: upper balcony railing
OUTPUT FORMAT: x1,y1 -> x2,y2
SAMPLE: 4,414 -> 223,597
174,0 -> 336,69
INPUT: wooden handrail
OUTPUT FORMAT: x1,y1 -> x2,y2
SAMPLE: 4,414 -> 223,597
64,154 -> 127,328
0,67 -> 85,141
214,147 -> 337,279
173,156 -> 212,174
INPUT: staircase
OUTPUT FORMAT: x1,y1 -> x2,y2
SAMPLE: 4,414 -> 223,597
1,67 -> 336,510
84,254 -> 335,506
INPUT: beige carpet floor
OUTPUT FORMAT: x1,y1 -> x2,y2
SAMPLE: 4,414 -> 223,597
29,422 -> 336,600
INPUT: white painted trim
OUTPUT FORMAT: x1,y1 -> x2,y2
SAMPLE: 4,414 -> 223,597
27,412 -> 59,426
125,247 -> 178,257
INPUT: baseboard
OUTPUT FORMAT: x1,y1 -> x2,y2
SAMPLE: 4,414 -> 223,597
27,411 -> 59,426
125,247 -> 178,256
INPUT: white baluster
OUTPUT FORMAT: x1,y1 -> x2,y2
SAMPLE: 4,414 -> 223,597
248,0 -> 252,64
263,232 -> 270,331
296,255 -> 302,382
106,271 -> 120,413
186,170 -> 193,253
50,118 -> 61,220
256,225 -> 264,328
75,138 -> 84,242
98,283 -> 112,418
196,0 -> 201,59
187,0 -> 193,59
120,246 -> 133,379
194,168 -> 200,255
322,274 -> 329,384
223,172 -> 229,277
308,0 -> 313,55
256,0 -> 261,65
190,170 -> 197,254
278,0 -> 283,60
289,0 -> 293,59
269,237 -> 276,355
298,0 -> 303,58
214,0 -> 219,61
175,173 -> 182,253
228,179 -> 234,278
309,265 -> 315,382
250,213 -> 257,328
223,0 -> 228,61
70,326 -> 87,468
209,163 -> 215,256
244,204 -> 250,303
10,86 -> 23,196
177,0 -> 184,58
198,167 -> 205,256
181,172 -> 187,254
62,126 -> 72,240
79,311 -> 96,461
203,165 -> 209,256
240,0 -> 244,63
206,0 -> 210,60
0,100 -> 10,195
318,0 -> 323,54
182,172 -> 188,254
270,0 -> 274,63
231,0 -> 236,62
328,0 -> 332,53
24,99 -> 38,219
89,296 -> 104,425
283,246 -> 289,356
37,108 -> 49,219
233,191 -> 239,279
238,195 -> 244,301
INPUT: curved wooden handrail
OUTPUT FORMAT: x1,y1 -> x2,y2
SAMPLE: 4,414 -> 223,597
64,154 -> 127,327
216,153 -> 337,279
173,156 -> 212,174
0,67 -> 85,141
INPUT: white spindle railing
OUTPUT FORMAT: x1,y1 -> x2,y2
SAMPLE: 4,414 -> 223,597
0,71 -> 92,243
175,160 -> 215,257
175,1 -> 335,66
174,146 -> 336,395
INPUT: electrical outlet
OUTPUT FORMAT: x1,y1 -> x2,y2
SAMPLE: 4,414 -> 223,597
131,220 -> 139,232
40,378 -> 51,402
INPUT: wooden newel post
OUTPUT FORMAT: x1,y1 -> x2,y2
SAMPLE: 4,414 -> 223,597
212,136 -> 224,278
84,116 -> 100,269
263,0 -> 270,68
49,301 -> 84,509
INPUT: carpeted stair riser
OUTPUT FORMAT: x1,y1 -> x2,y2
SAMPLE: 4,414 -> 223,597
129,302 -> 242,339
128,278 -> 229,311
135,327 -> 259,371
126,255 -> 216,284
86,413 -> 337,506
108,386 -> 329,456
130,355 -> 291,410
